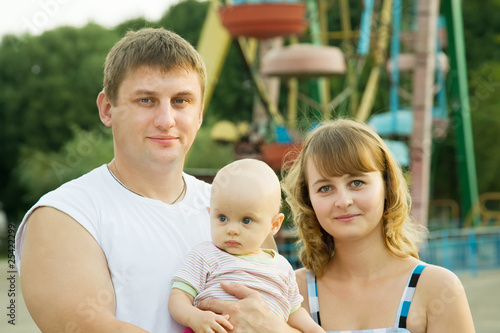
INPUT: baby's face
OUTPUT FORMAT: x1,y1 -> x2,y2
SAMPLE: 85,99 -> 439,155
209,182 -> 277,256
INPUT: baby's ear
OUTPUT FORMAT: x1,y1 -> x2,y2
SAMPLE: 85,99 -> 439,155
271,213 -> 284,235
206,207 -> 210,215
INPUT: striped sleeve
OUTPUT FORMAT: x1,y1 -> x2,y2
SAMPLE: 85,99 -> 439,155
283,256 -> 303,314
171,242 -> 212,294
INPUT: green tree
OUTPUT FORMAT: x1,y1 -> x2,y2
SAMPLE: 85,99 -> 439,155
158,0 -> 210,46
15,125 -> 114,203
469,62 -> 500,194
113,17 -> 159,36
0,24 -> 118,221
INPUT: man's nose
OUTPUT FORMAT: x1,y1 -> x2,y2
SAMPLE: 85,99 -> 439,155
153,101 -> 175,129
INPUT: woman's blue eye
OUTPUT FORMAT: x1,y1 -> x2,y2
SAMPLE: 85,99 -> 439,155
351,180 -> 364,187
319,185 -> 331,193
218,216 -> 227,222
242,218 -> 252,225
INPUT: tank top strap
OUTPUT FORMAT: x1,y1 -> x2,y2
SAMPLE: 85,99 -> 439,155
394,263 -> 428,329
306,269 -> 321,325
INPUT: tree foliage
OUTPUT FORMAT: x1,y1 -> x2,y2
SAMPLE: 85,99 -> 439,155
15,125 -> 114,203
0,24 -> 119,221
469,62 -> 500,194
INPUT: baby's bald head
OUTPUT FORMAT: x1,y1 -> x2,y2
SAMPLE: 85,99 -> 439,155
211,159 -> 282,214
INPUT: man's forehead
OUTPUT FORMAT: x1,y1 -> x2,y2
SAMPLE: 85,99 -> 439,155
119,66 -> 201,92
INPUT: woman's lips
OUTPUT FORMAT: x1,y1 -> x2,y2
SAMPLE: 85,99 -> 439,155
335,214 -> 358,222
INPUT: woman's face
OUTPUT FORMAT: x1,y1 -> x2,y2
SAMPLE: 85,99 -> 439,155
306,159 -> 386,243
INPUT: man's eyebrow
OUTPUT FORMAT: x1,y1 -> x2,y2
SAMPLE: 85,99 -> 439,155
175,91 -> 197,97
133,89 -> 158,96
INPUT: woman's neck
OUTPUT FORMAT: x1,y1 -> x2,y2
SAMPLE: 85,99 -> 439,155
327,234 -> 396,281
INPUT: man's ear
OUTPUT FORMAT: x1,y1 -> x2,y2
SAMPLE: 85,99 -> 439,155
197,105 -> 204,130
97,91 -> 112,127
270,213 -> 284,236
206,206 -> 210,215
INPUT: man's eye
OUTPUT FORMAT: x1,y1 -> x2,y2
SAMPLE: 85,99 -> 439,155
218,215 -> 227,222
173,98 -> 187,105
139,98 -> 151,103
242,218 -> 252,225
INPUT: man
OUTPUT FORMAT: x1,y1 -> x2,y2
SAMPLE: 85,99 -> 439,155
15,28 -> 299,332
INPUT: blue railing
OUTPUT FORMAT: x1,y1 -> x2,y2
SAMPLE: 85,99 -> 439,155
277,240 -> 302,269
277,226 -> 500,274
420,227 -> 500,275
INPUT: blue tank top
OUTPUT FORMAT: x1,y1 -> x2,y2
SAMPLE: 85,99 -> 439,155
306,263 -> 427,333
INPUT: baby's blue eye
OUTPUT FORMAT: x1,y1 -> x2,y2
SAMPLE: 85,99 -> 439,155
218,215 -> 227,222
242,218 -> 252,225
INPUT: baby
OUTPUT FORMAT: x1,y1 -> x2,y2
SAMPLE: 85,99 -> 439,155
168,158 -> 323,332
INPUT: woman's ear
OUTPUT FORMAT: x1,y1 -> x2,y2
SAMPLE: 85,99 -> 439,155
270,213 -> 285,236
97,91 -> 112,127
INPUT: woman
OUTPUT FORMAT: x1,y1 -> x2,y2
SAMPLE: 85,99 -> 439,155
282,119 -> 475,332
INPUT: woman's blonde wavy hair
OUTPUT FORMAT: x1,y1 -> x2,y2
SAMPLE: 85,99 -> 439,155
282,119 -> 427,278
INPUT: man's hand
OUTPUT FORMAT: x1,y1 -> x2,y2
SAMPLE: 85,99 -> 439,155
198,282 -> 299,333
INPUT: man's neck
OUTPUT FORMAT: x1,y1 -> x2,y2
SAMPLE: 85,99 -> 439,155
107,158 -> 186,204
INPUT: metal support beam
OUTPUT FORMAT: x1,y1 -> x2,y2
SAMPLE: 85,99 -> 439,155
442,0 -> 480,225
410,0 -> 440,226
237,37 -> 285,126
355,0 -> 393,122
197,0 -> 232,109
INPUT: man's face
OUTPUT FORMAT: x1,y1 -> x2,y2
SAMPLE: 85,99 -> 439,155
105,66 -> 204,169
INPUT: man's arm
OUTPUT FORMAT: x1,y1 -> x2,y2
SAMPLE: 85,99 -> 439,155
20,207 -> 147,332
198,282 -> 301,333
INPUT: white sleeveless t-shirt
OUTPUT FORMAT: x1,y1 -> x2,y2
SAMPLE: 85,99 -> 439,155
15,165 -> 212,332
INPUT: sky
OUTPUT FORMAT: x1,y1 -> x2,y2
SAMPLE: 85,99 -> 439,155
2,0 -> 182,38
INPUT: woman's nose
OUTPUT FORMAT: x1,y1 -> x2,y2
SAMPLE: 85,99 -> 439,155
335,189 -> 353,208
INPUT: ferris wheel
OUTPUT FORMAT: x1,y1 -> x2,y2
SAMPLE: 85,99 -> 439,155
197,0 -> 479,226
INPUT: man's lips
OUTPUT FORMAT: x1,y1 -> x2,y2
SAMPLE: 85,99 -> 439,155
148,135 -> 178,144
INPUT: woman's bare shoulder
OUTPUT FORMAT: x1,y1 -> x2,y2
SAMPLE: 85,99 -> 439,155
412,264 -> 475,332
415,263 -> 468,310
419,264 -> 464,292
295,267 -> 308,287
